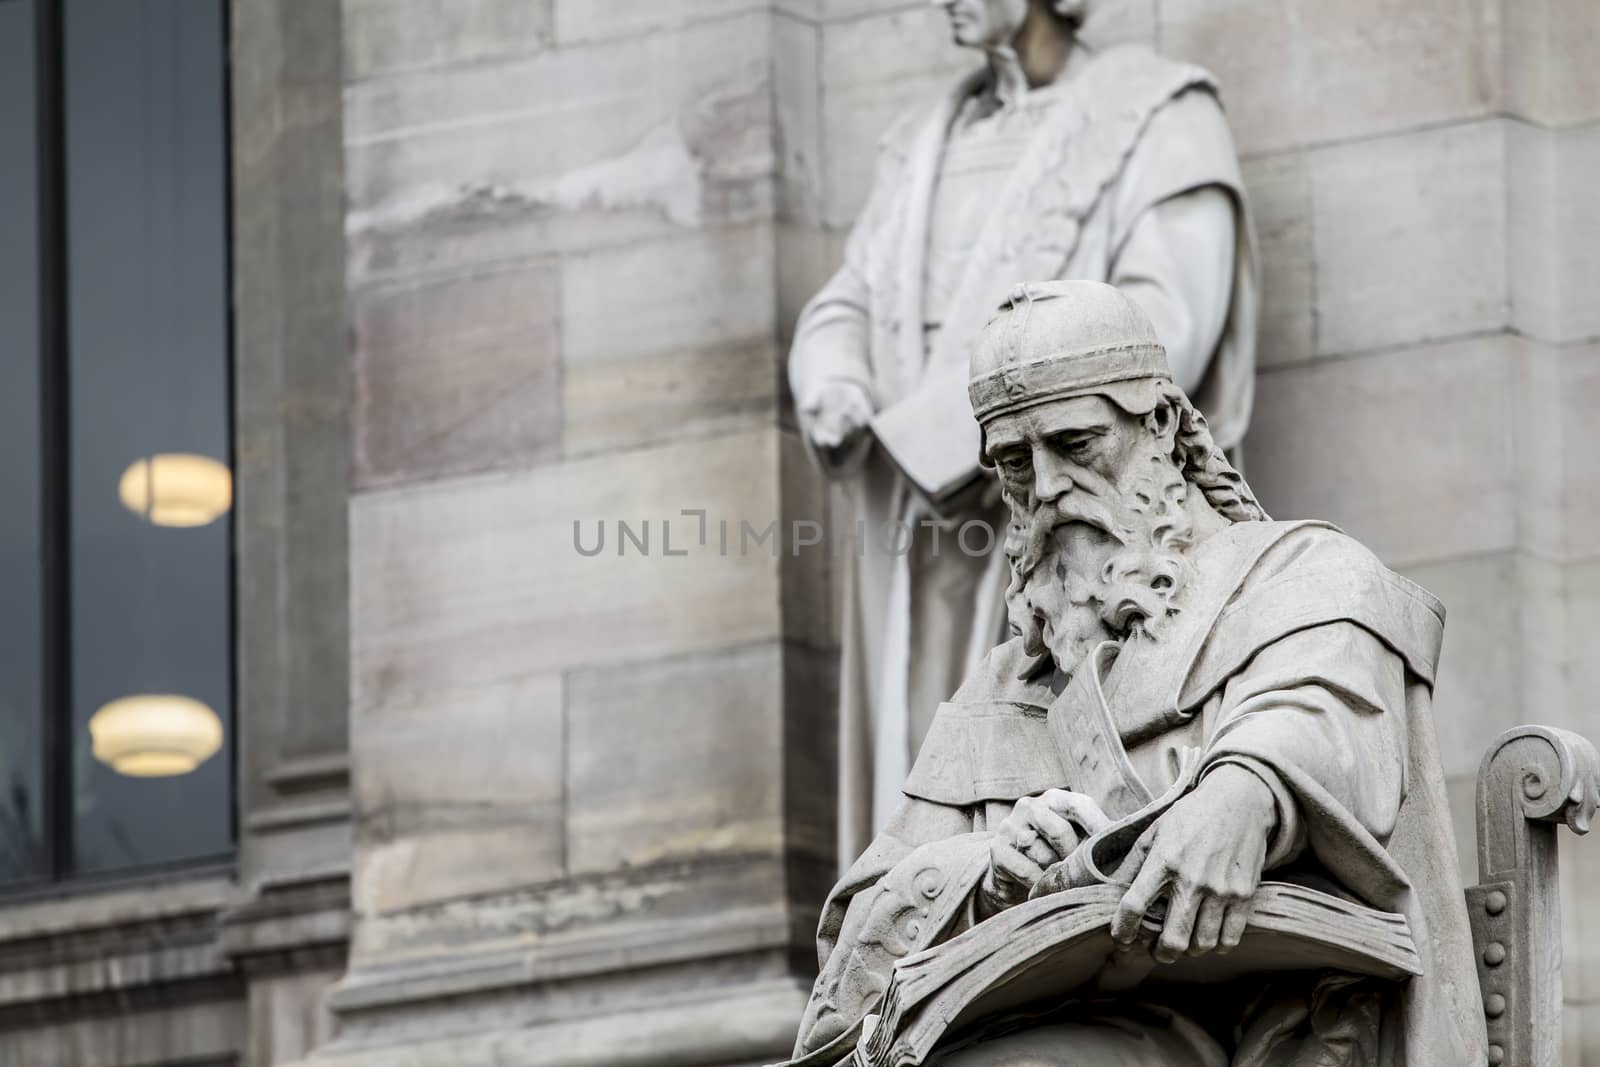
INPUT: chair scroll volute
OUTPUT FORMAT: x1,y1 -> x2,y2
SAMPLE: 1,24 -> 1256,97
1467,726 -> 1600,1067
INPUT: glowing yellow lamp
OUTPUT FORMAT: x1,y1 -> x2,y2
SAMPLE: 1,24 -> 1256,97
118,453 -> 233,527
88,694 -> 224,777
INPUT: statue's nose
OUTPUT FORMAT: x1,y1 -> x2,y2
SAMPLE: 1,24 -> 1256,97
1032,453 -> 1074,503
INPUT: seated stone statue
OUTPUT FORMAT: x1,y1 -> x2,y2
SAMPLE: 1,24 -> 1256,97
781,281 -> 1489,1065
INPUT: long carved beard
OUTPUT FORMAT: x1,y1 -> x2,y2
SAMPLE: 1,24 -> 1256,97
1004,450 -> 1195,674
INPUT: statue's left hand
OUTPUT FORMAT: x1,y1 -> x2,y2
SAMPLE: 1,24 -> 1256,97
1109,764 -> 1277,965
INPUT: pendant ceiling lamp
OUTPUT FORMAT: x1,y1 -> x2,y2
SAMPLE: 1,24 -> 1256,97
118,453 -> 232,528
88,694 -> 224,777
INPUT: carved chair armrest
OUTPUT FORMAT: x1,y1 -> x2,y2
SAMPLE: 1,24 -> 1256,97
1467,726 -> 1600,1067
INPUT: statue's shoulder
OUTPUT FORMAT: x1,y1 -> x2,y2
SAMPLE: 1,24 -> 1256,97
1186,520 -> 1447,694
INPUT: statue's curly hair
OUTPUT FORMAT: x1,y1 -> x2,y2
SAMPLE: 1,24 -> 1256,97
1162,384 -> 1268,524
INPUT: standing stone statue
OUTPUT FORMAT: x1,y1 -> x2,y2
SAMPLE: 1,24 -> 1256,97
790,0 -> 1258,862
780,282 -> 1485,1066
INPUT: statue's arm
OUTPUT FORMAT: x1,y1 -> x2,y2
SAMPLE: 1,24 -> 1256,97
787,140 -> 905,441
1107,87 -> 1245,395
1201,621 -> 1414,898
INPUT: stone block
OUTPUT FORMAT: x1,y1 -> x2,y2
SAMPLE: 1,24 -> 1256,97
552,0 -> 763,46
1241,150 -> 1314,367
561,338 -> 778,461
351,428 -> 784,710
352,258 -> 561,488
1247,335 -> 1517,566
344,0 -> 554,80
560,225 -> 775,364
1515,341 -> 1600,563
353,674 -> 564,914
1400,553 -> 1520,779
1503,0 -> 1600,126
1163,0 -> 1498,155
819,5 -> 973,227
1290,0 -> 1500,145
1310,119 -> 1506,356
1509,121 -> 1600,346
565,643 -> 786,876
344,13 -> 772,282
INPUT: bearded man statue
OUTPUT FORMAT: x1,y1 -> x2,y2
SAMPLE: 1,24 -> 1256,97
779,282 -> 1487,1066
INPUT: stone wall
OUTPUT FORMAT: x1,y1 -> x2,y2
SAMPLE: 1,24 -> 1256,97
317,2 -> 835,1063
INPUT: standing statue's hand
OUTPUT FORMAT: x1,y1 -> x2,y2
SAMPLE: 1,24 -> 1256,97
980,790 -> 1111,915
804,381 -> 874,471
1110,764 -> 1278,964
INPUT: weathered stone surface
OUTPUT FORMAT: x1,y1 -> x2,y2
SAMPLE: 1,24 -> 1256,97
1310,119 -> 1506,355
1515,340 -> 1600,562
773,11 -> 823,226
1509,121 -> 1600,347
560,225 -> 775,364
565,643 -> 785,876
553,0 -> 763,46
247,968 -> 340,1067
1400,553 -> 1519,778
1503,0 -> 1600,126
344,13 -> 773,282
277,977 -> 807,1067
352,258 -> 561,488
351,428 -> 784,706
344,0 -> 554,80
1248,335 -> 1516,566
818,5 -> 973,226
561,338 -> 778,460
1163,0 -> 1498,155
354,674 -> 564,914
1290,0 -> 1499,145
1241,150 -> 1314,368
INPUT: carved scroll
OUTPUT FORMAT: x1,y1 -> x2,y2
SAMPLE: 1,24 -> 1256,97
1466,726 -> 1600,1067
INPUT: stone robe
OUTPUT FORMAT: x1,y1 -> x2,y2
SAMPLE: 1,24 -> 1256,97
789,44 -> 1260,863
784,520 -> 1487,1066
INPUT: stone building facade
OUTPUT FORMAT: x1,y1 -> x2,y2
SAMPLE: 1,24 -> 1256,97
0,1 -> 1595,1065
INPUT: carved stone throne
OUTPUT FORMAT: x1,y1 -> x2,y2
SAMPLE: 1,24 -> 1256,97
1467,727 -> 1600,1066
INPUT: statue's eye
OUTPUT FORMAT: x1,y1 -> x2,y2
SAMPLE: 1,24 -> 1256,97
999,452 -> 1030,473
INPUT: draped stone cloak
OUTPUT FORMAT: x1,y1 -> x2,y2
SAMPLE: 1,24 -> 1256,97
784,520 -> 1487,1066
789,44 -> 1261,864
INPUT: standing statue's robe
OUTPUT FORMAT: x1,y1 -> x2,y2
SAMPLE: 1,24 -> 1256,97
785,520 -> 1487,1066
789,43 -> 1260,863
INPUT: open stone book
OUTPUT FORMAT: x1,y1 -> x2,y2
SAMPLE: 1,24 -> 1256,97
836,754 -> 1423,1067
853,878 -> 1422,1067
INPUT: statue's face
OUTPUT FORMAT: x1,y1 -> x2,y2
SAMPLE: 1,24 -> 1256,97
933,0 -> 1030,49
987,394 -> 1190,669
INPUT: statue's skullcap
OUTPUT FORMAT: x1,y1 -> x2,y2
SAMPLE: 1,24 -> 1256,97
968,280 -> 1172,426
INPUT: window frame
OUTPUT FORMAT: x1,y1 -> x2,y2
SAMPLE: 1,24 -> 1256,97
4,0 -> 238,898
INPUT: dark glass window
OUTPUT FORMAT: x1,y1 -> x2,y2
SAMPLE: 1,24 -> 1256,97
2,0 -> 233,889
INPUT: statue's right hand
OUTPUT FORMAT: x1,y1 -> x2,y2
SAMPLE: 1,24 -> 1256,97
803,381 -> 874,470
980,790 -> 1110,915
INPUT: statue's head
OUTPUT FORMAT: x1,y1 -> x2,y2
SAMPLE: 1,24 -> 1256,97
933,0 -> 1086,51
970,281 -> 1265,671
